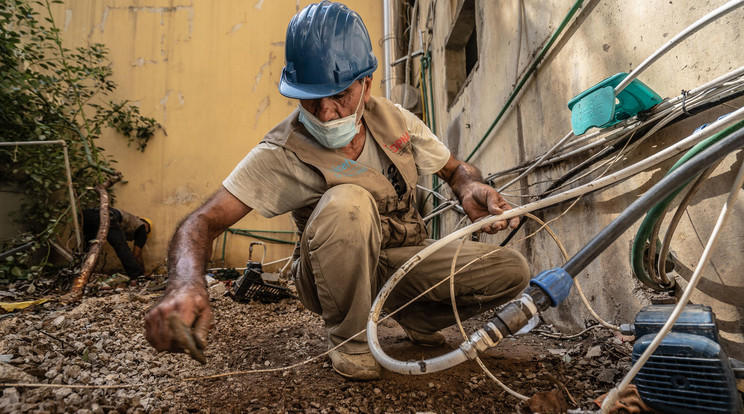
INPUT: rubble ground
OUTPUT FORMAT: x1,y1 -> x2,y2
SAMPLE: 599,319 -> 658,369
0,277 -> 633,413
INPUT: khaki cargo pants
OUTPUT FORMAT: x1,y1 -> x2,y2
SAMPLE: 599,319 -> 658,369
292,184 -> 530,354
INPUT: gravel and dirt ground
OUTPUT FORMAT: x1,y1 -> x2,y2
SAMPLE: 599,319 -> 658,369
0,274 -> 634,413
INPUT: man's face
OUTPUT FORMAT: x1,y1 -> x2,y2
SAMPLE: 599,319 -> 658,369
299,77 -> 372,123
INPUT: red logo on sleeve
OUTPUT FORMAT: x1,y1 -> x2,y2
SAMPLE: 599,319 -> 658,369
386,133 -> 410,153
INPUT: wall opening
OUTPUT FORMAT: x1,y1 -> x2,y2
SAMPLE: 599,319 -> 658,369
445,0 -> 478,108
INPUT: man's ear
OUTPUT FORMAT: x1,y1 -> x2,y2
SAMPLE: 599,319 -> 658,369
363,76 -> 373,103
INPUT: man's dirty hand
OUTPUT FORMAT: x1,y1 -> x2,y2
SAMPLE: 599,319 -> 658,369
461,182 -> 519,234
144,283 -> 212,364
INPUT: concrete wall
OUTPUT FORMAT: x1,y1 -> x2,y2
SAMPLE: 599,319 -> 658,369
412,0 -> 744,358
48,1 -> 384,273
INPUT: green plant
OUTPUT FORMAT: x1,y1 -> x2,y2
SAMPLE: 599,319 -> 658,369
0,0 -> 159,281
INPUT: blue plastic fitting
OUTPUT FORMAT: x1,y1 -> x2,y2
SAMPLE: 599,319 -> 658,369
529,268 -> 574,307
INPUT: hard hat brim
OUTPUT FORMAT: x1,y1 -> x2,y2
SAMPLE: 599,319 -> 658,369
279,74 -> 355,100
278,67 -> 376,100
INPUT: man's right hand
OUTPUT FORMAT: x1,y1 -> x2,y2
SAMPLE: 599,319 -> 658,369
143,187 -> 252,362
144,283 -> 213,361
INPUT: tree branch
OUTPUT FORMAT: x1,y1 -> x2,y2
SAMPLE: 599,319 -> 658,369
63,173 -> 121,302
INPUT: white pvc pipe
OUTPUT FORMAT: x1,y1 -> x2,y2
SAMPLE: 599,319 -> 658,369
614,0 -> 744,94
367,107 -> 744,372
382,0 -> 396,99
601,148 -> 744,413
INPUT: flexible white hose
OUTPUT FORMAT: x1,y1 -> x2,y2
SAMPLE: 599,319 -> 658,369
614,0 -> 744,94
601,153 -> 744,413
367,108 -> 744,374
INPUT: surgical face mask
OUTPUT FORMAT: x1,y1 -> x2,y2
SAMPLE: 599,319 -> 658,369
298,81 -> 365,149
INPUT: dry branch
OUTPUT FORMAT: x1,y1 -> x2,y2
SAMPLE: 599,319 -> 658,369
63,173 -> 121,302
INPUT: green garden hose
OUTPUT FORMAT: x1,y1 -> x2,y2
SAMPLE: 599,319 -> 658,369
631,119 -> 744,289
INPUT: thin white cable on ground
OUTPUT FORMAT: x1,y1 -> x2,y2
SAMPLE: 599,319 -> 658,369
613,0 -> 744,94
601,151 -> 744,413
367,109 -> 744,374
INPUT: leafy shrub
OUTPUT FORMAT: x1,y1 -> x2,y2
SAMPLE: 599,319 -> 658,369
0,0 -> 159,281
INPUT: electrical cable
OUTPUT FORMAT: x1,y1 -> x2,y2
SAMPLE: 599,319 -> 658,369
447,84 -> 742,247
417,184 -> 448,202
613,0 -> 744,95
484,71 -> 744,185
522,213 -> 620,331
543,86 -> 744,197
533,324 -> 604,340
497,131 -> 575,192
497,86 -> 744,247
601,149 -> 744,413
446,237 -> 530,401
498,143 -> 621,247
422,201 -> 458,222
647,206 -> 674,286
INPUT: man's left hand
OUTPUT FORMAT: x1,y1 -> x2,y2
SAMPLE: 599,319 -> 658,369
436,154 -> 519,234
459,182 -> 519,234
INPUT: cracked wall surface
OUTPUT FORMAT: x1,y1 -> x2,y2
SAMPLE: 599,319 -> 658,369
51,1 -> 384,273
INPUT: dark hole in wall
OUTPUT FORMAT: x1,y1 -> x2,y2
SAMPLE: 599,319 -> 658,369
465,27 -> 478,77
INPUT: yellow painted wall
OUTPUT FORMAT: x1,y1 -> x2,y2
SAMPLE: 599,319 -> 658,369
51,1 -> 384,272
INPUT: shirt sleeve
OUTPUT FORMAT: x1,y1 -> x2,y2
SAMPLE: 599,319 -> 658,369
132,226 -> 148,248
223,142 -> 325,218
394,104 -> 451,175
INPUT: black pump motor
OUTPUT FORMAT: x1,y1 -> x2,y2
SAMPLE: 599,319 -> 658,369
625,304 -> 743,413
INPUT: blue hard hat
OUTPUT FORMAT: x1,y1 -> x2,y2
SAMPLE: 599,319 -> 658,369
279,1 -> 377,100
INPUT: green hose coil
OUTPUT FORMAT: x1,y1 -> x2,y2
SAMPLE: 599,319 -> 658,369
631,119 -> 744,289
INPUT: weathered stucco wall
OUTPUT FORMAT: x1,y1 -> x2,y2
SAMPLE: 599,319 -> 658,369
414,0 -> 744,358
50,1 -> 384,272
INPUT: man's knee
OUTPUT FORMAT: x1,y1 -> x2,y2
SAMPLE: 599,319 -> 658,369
504,248 -> 532,293
306,184 -> 379,241
483,247 -> 530,296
